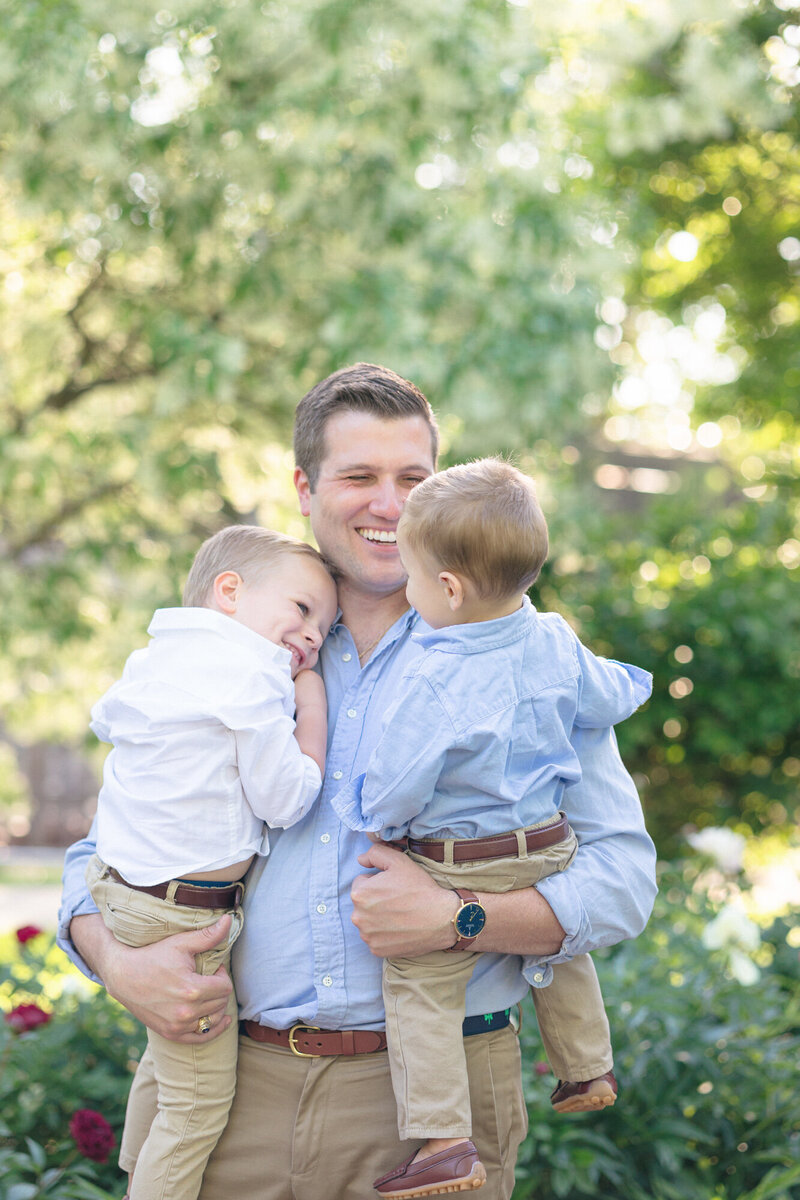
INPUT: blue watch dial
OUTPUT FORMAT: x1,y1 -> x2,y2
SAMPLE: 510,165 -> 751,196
455,901 -> 486,939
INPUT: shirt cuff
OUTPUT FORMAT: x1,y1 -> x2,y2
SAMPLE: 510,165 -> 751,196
330,775 -> 384,834
525,868 -> 593,966
56,893 -> 103,986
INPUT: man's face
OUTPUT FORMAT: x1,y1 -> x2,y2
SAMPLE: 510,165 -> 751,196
294,411 -> 435,600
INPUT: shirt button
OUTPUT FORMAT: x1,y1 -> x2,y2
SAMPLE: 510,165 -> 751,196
342,652 -> 352,662
322,975 -> 333,987
332,770 -> 343,780
533,972 -> 544,983
316,903 -> 327,914
320,833 -> 331,844
347,708 -> 357,718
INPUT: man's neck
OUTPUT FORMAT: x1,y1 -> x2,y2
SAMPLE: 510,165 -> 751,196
338,582 -> 411,662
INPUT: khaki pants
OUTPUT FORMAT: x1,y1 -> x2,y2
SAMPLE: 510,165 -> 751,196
121,1024 -> 527,1200
86,856 -> 244,1200
386,820 -> 611,1139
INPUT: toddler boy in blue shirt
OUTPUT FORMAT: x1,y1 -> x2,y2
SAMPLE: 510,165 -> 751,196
332,458 -> 652,1198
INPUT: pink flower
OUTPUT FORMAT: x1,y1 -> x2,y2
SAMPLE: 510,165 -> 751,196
69,1109 -> 117,1163
4,1003 -> 52,1032
534,1060 -> 551,1076
15,925 -> 43,944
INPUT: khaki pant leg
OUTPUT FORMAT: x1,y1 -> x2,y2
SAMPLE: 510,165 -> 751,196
530,953 -> 613,1081
383,948 -> 477,1139
120,1048 -> 158,1174
86,858 -> 242,1200
199,1026 -> 526,1200
130,989 -> 239,1200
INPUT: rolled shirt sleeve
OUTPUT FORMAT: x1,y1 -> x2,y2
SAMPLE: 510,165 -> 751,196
56,817 -> 103,983
523,723 -> 657,985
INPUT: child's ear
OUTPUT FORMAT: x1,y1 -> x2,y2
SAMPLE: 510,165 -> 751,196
439,571 -> 464,612
212,571 -> 243,614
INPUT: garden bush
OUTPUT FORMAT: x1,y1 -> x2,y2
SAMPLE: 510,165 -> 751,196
0,930 -> 145,1199
1,852 -> 798,1199
514,860 -> 800,1200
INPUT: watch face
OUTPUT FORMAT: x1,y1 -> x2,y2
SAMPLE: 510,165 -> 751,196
455,902 -> 486,939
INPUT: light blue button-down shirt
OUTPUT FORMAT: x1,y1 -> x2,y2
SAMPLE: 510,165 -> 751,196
333,598 -> 652,842
58,606 -> 657,1026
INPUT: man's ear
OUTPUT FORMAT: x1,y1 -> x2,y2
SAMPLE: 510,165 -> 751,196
294,468 -> 312,517
439,571 -> 465,612
211,571 -> 243,614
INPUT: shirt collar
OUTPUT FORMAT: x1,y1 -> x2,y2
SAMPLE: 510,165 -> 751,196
411,595 -> 534,653
148,607 -> 293,672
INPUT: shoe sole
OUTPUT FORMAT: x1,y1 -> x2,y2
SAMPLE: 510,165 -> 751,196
553,1086 -> 617,1114
377,1162 -> 487,1198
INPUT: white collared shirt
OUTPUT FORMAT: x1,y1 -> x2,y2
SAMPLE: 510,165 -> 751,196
91,607 -> 322,885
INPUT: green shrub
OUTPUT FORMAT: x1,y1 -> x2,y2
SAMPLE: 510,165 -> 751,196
0,931 -> 145,1199
514,862 -> 800,1200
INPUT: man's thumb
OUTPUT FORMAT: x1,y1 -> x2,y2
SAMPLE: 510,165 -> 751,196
179,913 -> 232,953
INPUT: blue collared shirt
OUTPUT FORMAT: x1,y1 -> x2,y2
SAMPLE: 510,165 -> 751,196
58,606 -> 657,1023
333,598 -> 652,842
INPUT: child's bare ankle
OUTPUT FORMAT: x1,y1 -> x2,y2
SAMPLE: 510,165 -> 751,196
416,1136 -> 469,1161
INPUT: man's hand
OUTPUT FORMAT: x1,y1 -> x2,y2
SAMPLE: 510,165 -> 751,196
350,843 -> 568,960
351,843 -> 456,957
72,913 -> 234,1042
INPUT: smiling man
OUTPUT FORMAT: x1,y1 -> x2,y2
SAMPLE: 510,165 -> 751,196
58,363 -> 657,1200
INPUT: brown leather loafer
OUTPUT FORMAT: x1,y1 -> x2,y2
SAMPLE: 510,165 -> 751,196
550,1070 -> 618,1113
374,1140 -> 487,1197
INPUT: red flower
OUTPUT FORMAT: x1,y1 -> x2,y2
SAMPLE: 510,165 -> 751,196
4,1003 -> 52,1032
15,925 -> 43,944
69,1109 -> 117,1164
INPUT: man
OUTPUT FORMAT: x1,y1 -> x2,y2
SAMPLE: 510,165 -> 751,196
59,363 -> 657,1200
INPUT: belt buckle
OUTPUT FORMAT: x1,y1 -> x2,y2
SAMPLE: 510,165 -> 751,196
287,1022 -> 321,1057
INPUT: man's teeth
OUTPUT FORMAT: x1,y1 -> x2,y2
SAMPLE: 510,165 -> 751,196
358,529 -> 397,543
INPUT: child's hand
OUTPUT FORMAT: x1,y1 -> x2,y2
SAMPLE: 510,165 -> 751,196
366,831 -> 383,844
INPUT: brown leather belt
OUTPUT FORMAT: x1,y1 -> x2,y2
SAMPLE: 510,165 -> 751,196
241,1020 -> 388,1057
406,813 -> 570,864
108,868 -> 244,910
241,1009 -> 513,1057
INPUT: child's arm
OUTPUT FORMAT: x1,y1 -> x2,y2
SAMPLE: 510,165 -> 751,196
572,636 -> 652,728
293,668 -> 327,774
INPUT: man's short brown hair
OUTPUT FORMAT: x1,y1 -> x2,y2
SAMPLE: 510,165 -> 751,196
183,525 -> 329,607
398,458 -> 548,601
293,363 -> 439,489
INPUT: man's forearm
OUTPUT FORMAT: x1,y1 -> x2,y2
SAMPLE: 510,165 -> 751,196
469,885 -> 564,957
71,912 -> 114,984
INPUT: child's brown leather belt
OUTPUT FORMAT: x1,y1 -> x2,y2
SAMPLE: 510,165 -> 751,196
405,812 -> 570,863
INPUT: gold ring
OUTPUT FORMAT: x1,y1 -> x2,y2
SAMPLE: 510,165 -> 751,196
196,1016 -> 212,1035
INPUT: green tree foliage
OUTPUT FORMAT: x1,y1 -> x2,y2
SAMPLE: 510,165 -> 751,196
0,0 -> 797,845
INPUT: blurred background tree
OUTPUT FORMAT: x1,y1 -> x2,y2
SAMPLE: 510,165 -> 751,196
1,0 -> 797,851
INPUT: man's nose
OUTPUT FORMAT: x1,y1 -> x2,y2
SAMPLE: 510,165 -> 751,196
369,479 -> 403,519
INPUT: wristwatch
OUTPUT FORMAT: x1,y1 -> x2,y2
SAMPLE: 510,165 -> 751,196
446,888 -> 487,952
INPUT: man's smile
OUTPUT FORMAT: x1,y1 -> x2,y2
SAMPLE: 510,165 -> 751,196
356,528 -> 398,544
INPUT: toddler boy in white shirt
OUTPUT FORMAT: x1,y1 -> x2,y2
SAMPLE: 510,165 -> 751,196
332,460 -> 652,1199
86,525 -> 337,1200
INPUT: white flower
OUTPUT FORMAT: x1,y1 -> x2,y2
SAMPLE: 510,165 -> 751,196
702,903 -> 761,952
702,902 -> 762,986
727,949 -> 761,987
687,826 -> 746,874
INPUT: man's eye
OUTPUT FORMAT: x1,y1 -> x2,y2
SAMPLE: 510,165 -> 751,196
346,474 -> 371,482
